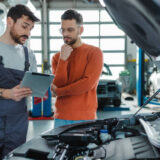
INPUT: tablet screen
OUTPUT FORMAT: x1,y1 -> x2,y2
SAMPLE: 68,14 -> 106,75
20,71 -> 54,97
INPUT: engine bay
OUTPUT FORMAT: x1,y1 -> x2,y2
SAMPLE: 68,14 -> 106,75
5,112 -> 160,160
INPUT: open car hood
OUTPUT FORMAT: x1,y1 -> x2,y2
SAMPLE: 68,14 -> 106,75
102,0 -> 160,57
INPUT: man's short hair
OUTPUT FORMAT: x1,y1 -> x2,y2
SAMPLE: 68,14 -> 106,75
7,4 -> 40,22
61,9 -> 83,25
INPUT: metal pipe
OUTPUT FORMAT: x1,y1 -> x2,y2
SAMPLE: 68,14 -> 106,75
42,0 -> 48,72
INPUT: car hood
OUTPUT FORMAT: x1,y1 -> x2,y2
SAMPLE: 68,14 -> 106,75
102,0 -> 160,57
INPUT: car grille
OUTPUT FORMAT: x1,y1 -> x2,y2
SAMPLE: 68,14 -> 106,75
108,86 -> 116,91
97,84 -> 106,94
97,82 -> 116,94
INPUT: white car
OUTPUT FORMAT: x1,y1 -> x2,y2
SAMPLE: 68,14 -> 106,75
148,67 -> 160,98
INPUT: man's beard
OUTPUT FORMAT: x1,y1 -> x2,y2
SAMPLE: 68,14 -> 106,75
64,37 -> 77,45
10,28 -> 28,45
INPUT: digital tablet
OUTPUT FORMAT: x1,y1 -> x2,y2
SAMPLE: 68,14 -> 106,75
20,71 -> 54,97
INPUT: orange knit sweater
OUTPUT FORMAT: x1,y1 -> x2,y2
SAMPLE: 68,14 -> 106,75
52,43 -> 103,120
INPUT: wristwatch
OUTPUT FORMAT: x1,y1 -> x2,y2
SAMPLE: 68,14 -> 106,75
0,88 -> 4,98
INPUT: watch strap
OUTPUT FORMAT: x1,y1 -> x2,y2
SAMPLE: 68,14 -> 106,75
0,88 -> 4,98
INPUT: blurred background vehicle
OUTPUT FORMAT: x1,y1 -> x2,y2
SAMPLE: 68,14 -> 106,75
97,63 -> 122,107
148,66 -> 160,98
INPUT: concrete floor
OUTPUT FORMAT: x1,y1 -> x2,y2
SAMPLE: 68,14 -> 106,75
26,95 -> 158,141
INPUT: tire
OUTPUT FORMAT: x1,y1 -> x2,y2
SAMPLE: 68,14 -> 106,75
113,99 -> 121,107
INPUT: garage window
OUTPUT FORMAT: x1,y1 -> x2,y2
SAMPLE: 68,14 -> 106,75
49,9 -> 126,78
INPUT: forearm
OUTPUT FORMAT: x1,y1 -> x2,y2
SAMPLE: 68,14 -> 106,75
55,76 -> 98,97
52,59 -> 69,87
0,88 -> 11,99
0,86 -> 32,101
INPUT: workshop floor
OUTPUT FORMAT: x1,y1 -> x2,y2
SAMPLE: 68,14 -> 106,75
26,95 -> 158,141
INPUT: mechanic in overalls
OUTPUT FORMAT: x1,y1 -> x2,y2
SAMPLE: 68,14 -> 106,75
0,5 -> 39,159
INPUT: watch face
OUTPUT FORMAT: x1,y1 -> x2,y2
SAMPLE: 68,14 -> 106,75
103,0 -> 160,57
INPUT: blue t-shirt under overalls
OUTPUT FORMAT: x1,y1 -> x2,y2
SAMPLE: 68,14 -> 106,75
0,42 -> 37,159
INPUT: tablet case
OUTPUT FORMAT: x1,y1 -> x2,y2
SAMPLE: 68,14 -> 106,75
20,71 -> 54,97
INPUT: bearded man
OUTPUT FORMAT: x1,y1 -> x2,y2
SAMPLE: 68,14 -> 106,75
51,9 -> 103,128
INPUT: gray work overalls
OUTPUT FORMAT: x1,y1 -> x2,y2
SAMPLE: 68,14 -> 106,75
0,46 -> 30,159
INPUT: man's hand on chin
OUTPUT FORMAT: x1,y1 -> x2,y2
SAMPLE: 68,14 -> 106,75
60,44 -> 73,61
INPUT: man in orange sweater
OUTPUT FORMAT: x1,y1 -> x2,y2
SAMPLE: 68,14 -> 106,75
51,9 -> 103,128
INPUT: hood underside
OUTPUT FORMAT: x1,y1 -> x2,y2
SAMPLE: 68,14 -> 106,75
103,0 -> 160,57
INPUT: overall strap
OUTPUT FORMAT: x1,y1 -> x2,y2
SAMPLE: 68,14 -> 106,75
23,46 -> 30,72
